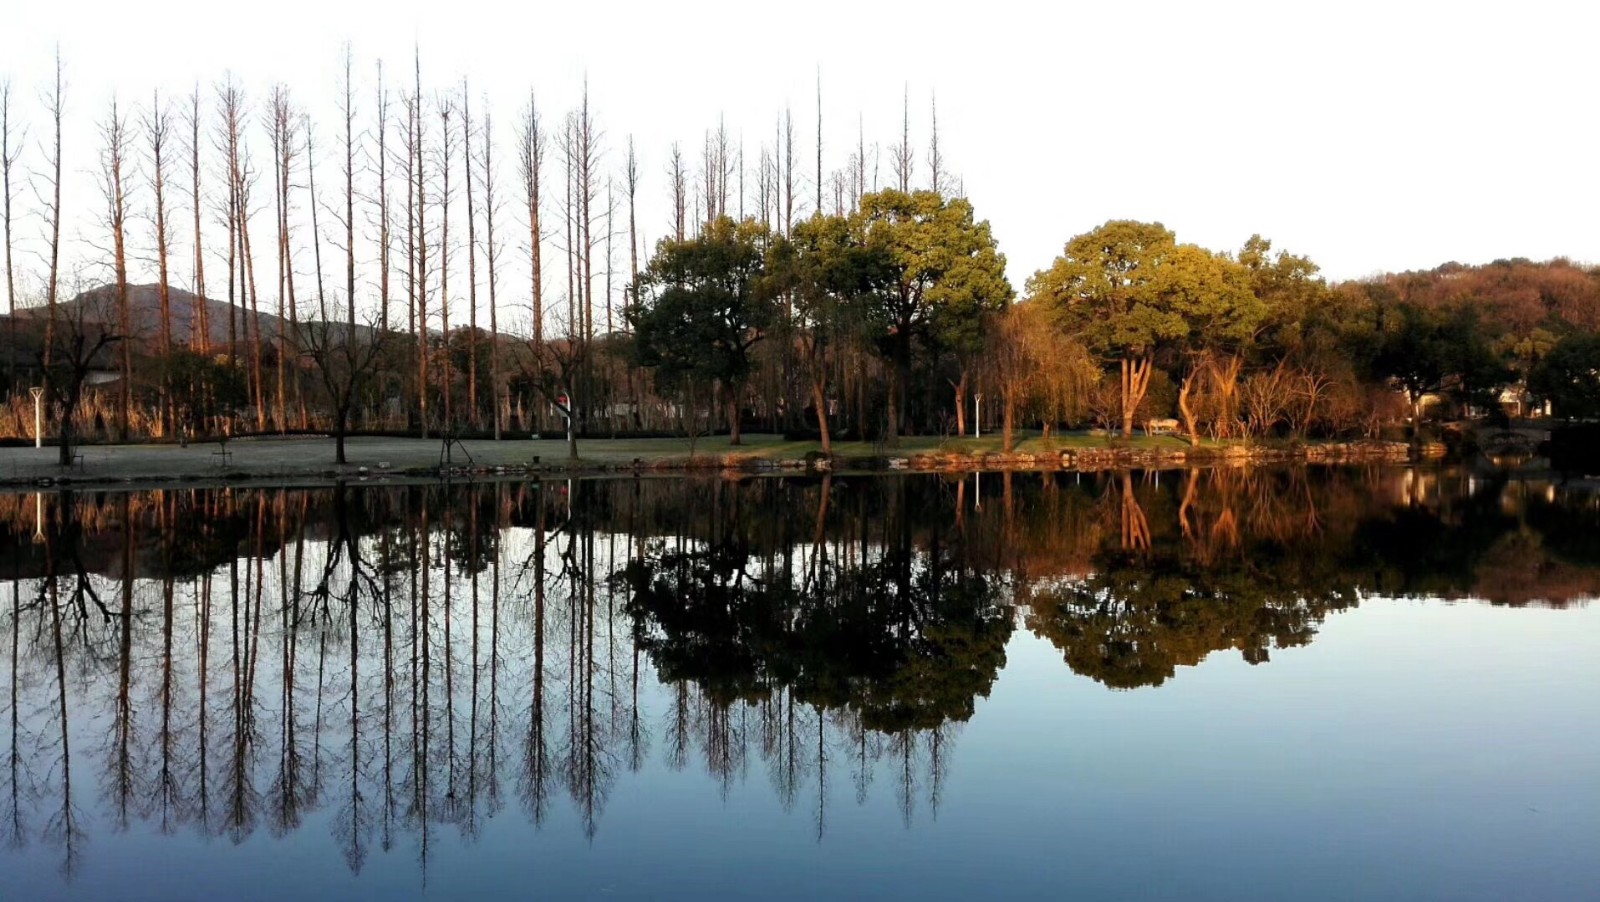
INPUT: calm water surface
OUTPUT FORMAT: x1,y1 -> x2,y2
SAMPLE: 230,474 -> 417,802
0,467 -> 1595,901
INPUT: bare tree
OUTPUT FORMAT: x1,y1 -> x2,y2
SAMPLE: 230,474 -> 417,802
477,102 -> 503,439
375,61 -> 391,334
667,142 -> 686,243
782,108 -> 795,233
517,91 -> 545,349
145,94 -> 174,357
269,85 -> 298,432
412,51 -> 429,437
462,81 -> 480,428
39,51 -> 66,379
927,92 -> 944,194
2,78 -> 23,388
296,310 -> 389,465
816,69 -> 823,218
187,86 -> 209,354
42,292 -> 122,467
436,94 -> 456,431
339,46 -> 357,336
625,137 -> 638,288
146,91 -> 175,433
97,96 -> 134,439
890,85 -> 913,193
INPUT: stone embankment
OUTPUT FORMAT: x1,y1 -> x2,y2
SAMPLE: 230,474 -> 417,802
705,439 -> 1430,476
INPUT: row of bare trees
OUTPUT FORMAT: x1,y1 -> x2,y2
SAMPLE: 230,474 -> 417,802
0,51 -> 966,456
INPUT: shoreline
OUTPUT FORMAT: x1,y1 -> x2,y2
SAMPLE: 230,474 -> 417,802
0,434 -> 1435,492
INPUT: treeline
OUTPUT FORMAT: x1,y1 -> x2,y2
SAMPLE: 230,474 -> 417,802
3,52 -> 1598,464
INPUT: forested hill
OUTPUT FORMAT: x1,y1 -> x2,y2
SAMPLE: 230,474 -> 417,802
1337,258 -> 1600,335
12,284 -> 284,350
11,283 -> 388,351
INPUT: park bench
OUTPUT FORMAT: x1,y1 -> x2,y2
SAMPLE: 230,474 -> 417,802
212,441 -> 233,468
1144,418 -> 1180,436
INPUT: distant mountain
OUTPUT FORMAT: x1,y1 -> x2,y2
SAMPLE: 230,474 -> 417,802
15,283 -> 292,351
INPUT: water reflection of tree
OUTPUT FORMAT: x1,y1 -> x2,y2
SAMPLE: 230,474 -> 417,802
1026,469 -> 1363,689
1,470 -> 1597,887
619,476 -> 1013,832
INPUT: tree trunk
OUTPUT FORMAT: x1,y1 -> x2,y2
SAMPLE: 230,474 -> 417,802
727,389 -> 742,446
952,371 -> 968,435
812,378 -> 832,455
335,407 -> 348,465
1120,356 -> 1153,438
1178,370 -> 1200,447
1002,389 -> 1016,453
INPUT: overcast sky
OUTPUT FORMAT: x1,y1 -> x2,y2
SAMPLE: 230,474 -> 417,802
3,0 -> 1597,306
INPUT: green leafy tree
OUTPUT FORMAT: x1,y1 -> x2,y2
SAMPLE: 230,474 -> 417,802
1159,244 -> 1263,445
1030,221 -> 1263,440
1028,221 -> 1185,437
853,189 -> 1011,443
629,216 -> 776,445
769,213 -> 874,454
1529,332 -> 1600,418
1372,302 -> 1513,438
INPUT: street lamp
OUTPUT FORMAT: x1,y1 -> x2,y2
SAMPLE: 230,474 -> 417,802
30,387 -> 43,449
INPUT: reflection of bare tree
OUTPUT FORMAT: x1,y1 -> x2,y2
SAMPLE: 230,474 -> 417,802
3,583 -> 25,849
42,503 -> 85,880
517,498 -> 553,825
2,469 -> 1584,892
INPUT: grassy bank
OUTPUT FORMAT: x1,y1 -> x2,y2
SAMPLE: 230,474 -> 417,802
0,430 -> 1414,490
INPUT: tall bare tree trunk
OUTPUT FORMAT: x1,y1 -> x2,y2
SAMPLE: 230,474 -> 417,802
341,47 -> 357,341
42,53 -> 66,396
463,83 -> 480,430
816,70 -> 823,217
147,92 -> 174,435
782,108 -> 794,234
668,142 -> 685,242
891,85 -> 913,192
239,161 -> 265,432
270,86 -> 292,433
222,88 -> 240,372
438,98 -> 454,433
101,97 -> 133,440
479,105 -> 503,440
413,52 -> 429,438
188,87 -> 209,355
376,62 -> 391,337
578,85 -> 595,436
519,93 -> 545,435
1,79 -> 20,392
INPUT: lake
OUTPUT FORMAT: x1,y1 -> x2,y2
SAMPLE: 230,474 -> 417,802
1,467 -> 1596,901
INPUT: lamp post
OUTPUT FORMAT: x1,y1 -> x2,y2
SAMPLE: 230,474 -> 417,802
30,387 -> 43,449
974,392 -> 982,439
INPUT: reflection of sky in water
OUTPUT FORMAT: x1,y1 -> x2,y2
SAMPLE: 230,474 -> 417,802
7,602 -> 1595,902
0,474 -> 1596,901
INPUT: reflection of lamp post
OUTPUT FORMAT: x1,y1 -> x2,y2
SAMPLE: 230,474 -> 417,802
33,492 -> 44,544
29,387 -> 43,449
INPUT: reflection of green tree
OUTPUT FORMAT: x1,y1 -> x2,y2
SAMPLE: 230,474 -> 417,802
801,551 -> 1009,731
620,539 -> 1012,733
1027,556 -> 1357,689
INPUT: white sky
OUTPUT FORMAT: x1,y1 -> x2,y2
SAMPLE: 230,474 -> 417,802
2,0 -> 1597,315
